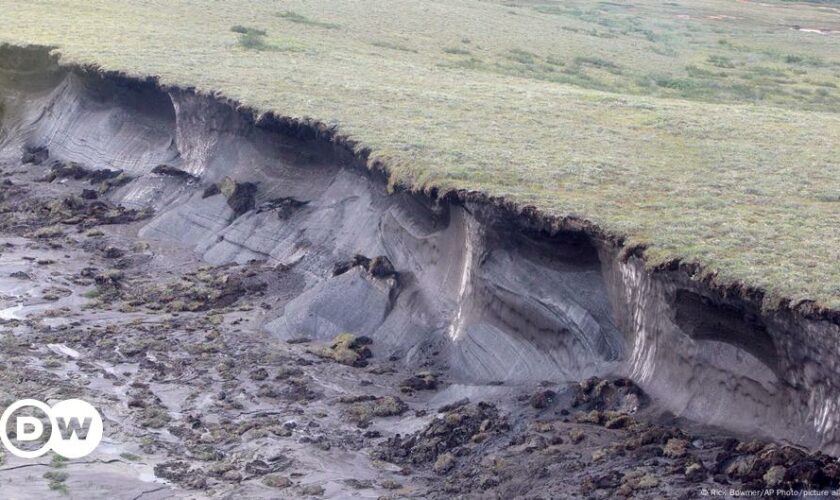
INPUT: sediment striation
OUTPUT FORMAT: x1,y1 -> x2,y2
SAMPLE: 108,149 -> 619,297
1,44 -> 838,458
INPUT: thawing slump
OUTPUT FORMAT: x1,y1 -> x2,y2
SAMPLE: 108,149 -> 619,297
1,46 -> 839,454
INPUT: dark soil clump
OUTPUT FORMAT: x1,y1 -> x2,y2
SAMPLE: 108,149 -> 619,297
373,402 -> 506,465
151,164 -> 199,181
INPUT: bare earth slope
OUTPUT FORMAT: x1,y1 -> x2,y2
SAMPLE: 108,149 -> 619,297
1,0 -> 839,311
0,53 -> 838,497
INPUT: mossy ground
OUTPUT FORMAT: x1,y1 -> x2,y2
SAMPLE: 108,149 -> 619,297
1,0 -> 839,308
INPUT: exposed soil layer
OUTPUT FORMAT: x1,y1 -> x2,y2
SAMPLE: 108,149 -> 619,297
0,44 -> 838,498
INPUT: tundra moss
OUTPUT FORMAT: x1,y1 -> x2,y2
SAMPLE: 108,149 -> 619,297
1,0 -> 839,309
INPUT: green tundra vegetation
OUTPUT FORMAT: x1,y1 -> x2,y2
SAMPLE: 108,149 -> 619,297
2,0 -> 839,309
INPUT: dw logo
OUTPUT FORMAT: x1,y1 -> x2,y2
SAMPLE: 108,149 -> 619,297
0,399 -> 103,459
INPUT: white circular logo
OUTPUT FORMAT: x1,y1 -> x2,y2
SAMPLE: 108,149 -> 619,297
0,399 -> 103,459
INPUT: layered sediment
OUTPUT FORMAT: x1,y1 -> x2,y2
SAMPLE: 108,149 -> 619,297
0,45 -> 838,496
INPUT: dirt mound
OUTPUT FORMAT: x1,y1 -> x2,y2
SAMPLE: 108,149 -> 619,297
91,262 -> 270,312
373,402 -> 507,466
572,377 -> 647,414
202,177 -> 258,218
151,164 -> 198,181
21,145 -> 49,165
332,254 -> 396,279
314,333 -> 373,367
714,441 -> 840,491
37,159 -> 132,189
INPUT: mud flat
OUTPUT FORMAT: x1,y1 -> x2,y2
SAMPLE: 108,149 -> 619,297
0,45 -> 838,498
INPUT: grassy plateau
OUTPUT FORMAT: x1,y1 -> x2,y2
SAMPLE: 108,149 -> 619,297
1,0 -> 839,310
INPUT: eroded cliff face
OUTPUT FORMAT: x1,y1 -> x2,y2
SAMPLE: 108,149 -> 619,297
1,45 -> 838,457
605,255 -> 840,453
